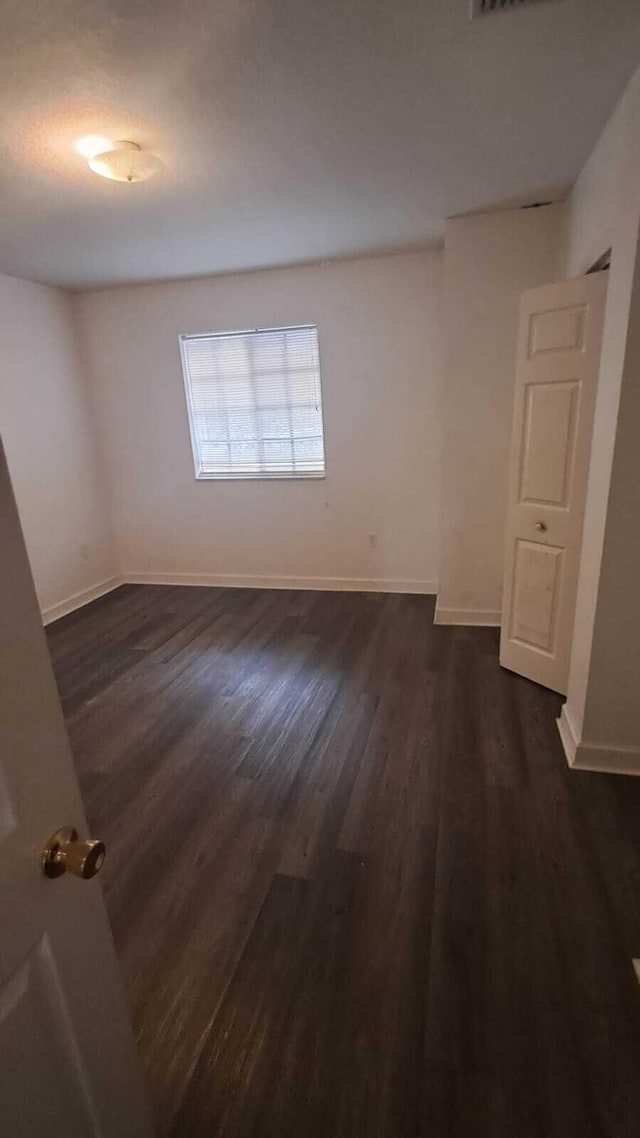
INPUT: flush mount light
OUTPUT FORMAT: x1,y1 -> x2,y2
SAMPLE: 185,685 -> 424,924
87,140 -> 164,183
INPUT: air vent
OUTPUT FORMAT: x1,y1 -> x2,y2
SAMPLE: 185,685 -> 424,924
470,0 -> 552,17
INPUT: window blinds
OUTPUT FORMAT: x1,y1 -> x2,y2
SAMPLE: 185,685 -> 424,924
180,324 -> 326,480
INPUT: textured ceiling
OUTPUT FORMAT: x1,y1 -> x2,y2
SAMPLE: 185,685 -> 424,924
1,0 -> 640,289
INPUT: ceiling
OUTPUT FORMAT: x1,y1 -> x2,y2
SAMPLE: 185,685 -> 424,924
1,0 -> 640,290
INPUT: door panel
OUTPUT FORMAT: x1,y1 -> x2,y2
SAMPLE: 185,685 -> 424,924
528,303 -> 586,355
0,936 -> 100,1135
0,441 -> 152,1137
510,540 -> 563,652
500,273 -> 607,694
520,381 -> 579,506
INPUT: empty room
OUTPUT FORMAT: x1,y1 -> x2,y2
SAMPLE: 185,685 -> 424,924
3,1 -> 640,1135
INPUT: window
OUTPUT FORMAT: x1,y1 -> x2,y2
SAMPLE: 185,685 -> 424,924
180,324 -> 326,480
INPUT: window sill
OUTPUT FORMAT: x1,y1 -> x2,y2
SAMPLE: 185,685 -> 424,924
194,472 -> 326,482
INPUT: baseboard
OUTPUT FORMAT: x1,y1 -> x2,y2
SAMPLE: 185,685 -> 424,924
433,604 -> 501,627
557,704 -> 640,776
122,571 -> 438,595
42,570 -> 437,624
41,575 -> 123,626
556,703 -> 579,766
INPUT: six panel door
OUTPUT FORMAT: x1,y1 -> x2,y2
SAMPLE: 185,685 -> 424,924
500,272 -> 608,694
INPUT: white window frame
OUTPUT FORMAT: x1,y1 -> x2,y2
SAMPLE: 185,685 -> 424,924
179,324 -> 326,482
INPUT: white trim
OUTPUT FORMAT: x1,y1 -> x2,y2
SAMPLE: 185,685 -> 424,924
41,576 -> 123,626
556,703 -> 579,766
40,571 -> 437,626
556,704 -> 640,776
433,604 -> 501,627
122,571 -> 437,595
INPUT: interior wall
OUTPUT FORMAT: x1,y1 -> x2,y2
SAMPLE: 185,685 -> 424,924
560,62 -> 640,771
0,273 -> 117,620
435,203 -> 566,625
75,250 -> 442,592
583,251 -> 640,754
566,64 -> 640,276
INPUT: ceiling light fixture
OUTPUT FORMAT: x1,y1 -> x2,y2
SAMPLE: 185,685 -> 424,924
87,140 -> 164,183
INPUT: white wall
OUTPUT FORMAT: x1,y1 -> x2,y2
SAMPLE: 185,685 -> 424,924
75,251 -> 442,592
435,204 -> 565,625
566,65 -> 640,276
0,273 -> 117,619
560,63 -> 640,772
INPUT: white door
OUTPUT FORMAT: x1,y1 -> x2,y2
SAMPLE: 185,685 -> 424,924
0,441 -> 152,1137
500,272 -> 607,694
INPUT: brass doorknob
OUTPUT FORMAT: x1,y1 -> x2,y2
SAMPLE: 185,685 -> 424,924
42,827 -> 106,880
535,521 -> 547,532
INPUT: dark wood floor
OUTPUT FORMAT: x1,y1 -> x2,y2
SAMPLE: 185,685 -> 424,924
47,584 -> 640,1138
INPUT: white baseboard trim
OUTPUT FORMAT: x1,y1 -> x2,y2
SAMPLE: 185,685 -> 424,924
122,571 -> 438,595
557,704 -> 640,776
41,575 -> 124,626
40,571 -> 437,625
556,703 -> 579,766
433,604 -> 501,627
